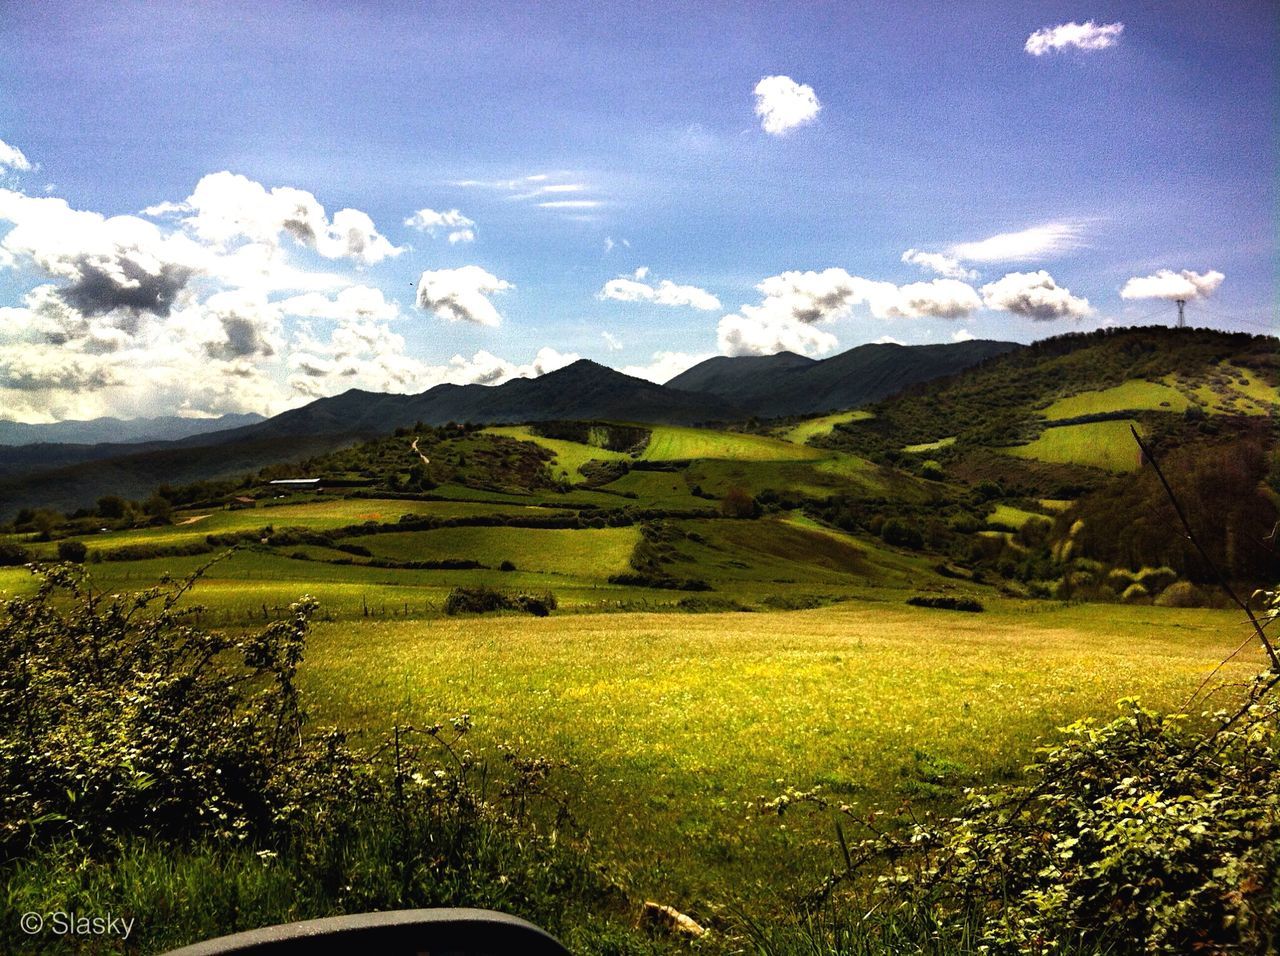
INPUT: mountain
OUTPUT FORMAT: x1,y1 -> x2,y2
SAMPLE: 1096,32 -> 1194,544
0,413 -> 265,446
0,361 -> 745,516
667,340 -> 1021,416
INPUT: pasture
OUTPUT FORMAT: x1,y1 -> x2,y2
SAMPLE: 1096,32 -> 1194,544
484,426 -> 630,483
1002,419 -> 1145,473
778,409 -> 874,446
640,425 -> 824,462
1042,380 -> 1190,420
300,600 -> 1261,908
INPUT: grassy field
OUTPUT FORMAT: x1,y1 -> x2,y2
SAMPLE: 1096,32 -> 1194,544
987,504 -> 1051,529
1174,363 -> 1280,416
300,600 -> 1262,910
641,425 -> 824,462
484,426 -> 630,483
346,526 -> 640,577
778,410 -> 874,445
1002,419 -> 1145,473
902,436 -> 956,453
1042,380 -> 1190,420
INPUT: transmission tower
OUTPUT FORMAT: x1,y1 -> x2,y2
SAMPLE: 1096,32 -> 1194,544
1175,298 -> 1186,328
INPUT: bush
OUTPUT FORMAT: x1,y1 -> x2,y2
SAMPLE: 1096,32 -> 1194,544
1154,580 -> 1209,607
55,540 -> 87,563
906,595 -> 984,612
765,694 -> 1280,954
443,586 -> 558,616
499,560 -> 517,572
1121,581 -> 1149,603
0,543 -> 29,567
721,486 -> 759,518
881,518 -> 924,550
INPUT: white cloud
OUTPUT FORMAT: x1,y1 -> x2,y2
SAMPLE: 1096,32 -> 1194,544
415,265 -> 513,326
622,350 -> 714,384
170,171 -> 404,265
716,268 -> 982,357
404,207 -> 476,243
873,335 -> 905,346
280,286 -> 400,322
981,270 -> 1091,320
0,138 -> 32,172
1120,268 -> 1224,302
538,199 -> 603,209
901,248 -> 977,280
601,331 -> 623,351
633,266 -> 649,280
753,75 -> 821,136
199,290 -> 282,361
951,328 -> 976,343
599,274 -> 721,310
1026,21 -> 1124,56
949,223 -> 1084,264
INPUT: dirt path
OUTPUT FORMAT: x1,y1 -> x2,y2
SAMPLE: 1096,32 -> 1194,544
176,514 -> 210,526
410,437 -> 430,465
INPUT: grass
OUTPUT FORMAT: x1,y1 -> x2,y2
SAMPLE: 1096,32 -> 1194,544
300,600 -> 1261,913
1172,363 -> 1280,416
1002,420 -> 1145,473
484,426 -> 630,483
987,504 -> 1051,530
641,425 -> 824,462
902,436 -> 956,453
778,410 -> 874,446
1042,380 -> 1190,420
345,526 -> 640,577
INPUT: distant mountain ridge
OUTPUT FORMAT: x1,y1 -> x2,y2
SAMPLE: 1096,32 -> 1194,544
0,412 -> 265,446
667,339 -> 1021,416
0,340 -> 1018,515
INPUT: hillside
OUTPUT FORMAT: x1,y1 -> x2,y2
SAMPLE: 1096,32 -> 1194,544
668,339 -> 1020,416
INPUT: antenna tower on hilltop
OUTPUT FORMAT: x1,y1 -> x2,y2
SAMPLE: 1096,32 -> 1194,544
1175,298 -> 1187,328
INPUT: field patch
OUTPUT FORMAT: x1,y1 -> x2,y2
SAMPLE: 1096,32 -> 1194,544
778,410 -> 874,445
1042,380 -> 1190,420
987,504 -> 1051,530
903,436 -> 956,453
640,425 -> 824,462
484,426 -> 629,483
345,526 -> 640,578
1002,420 -> 1144,473
301,601 -> 1259,909
1175,363 -> 1280,416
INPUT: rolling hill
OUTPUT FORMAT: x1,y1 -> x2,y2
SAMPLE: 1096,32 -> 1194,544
0,412 -> 265,446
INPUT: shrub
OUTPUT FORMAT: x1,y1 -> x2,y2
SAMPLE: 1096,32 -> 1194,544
881,518 -> 924,550
1121,581 -> 1149,603
0,543 -> 29,567
721,486 -> 759,518
499,560 -> 517,572
55,540 -> 87,563
906,595 -> 984,612
765,694 -> 1280,954
443,586 -> 558,616
1154,580 -> 1209,607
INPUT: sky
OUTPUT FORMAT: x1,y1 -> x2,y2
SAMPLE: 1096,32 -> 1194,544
0,0 -> 1274,422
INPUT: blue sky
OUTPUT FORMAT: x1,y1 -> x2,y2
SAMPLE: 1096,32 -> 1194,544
0,0 -> 1274,421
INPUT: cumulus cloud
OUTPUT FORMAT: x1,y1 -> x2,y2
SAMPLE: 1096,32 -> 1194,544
199,291 -> 282,361
951,328 -> 976,343
280,286 -> 399,322
598,273 -> 720,310
164,171 -> 404,264
981,270 -> 1091,320
1026,21 -> 1124,56
0,138 -> 32,172
1120,268 -> 1224,302
415,265 -> 513,326
716,269 -> 982,357
0,344 -> 119,391
404,207 -> 475,243
902,248 -> 977,280
753,75 -> 821,135
621,350 -> 713,385
0,189 -> 205,322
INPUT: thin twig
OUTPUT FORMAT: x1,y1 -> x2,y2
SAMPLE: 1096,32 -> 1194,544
1130,425 -> 1280,673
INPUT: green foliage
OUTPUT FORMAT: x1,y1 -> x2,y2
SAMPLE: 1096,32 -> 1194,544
906,595 -> 983,612
771,692 -> 1279,955
0,543 -> 30,567
443,585 -> 558,616
54,540 -> 87,563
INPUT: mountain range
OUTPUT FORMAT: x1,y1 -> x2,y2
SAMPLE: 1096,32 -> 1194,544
0,413 -> 265,447
0,338 -> 1017,515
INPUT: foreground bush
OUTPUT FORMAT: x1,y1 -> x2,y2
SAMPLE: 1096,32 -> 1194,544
0,565 -> 640,953
761,688 -> 1279,954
